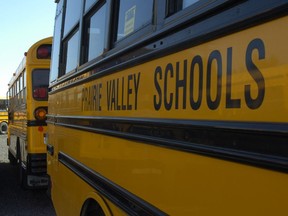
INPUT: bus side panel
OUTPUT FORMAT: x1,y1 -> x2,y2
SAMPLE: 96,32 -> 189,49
47,5 -> 288,216
48,125 -> 288,216
8,131 -> 18,159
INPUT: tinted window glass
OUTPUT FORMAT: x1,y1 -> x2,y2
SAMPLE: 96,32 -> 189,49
0,100 -> 7,111
65,30 -> 80,73
85,0 -> 97,12
85,3 -> 107,62
183,0 -> 200,9
16,79 -> 19,94
19,74 -> 23,104
116,0 -> 154,41
23,70 -> 26,104
32,69 -> 50,87
167,0 -> 202,16
50,0 -> 63,82
19,74 -> 23,90
23,70 -> 26,88
64,0 -> 81,36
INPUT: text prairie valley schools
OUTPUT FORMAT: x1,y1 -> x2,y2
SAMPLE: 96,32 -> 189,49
81,38 -> 266,113
82,72 -> 141,111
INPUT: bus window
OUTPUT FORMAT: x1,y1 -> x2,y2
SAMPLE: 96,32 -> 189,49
85,0 -> 97,12
62,0 -> 81,74
83,3 -> 107,62
32,69 -> 49,100
63,30 -> 79,73
16,78 -> 19,105
63,0 -> 81,37
50,1 -> 63,82
183,0 -> 200,9
116,0 -> 154,42
167,0 -> 201,16
19,74 -> 23,104
23,70 -> 26,104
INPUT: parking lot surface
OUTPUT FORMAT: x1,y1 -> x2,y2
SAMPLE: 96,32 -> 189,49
0,134 -> 56,216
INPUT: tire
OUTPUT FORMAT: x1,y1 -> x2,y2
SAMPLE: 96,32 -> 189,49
8,150 -> 17,165
18,159 -> 29,189
0,121 -> 8,134
17,140 -> 28,189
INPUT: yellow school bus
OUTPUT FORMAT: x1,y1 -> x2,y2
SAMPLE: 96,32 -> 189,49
7,37 -> 52,189
46,0 -> 288,215
0,97 -> 8,134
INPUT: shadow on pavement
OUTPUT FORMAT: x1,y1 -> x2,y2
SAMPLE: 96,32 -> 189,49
0,162 -> 56,216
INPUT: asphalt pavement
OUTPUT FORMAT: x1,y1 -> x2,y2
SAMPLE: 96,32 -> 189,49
0,134 -> 56,216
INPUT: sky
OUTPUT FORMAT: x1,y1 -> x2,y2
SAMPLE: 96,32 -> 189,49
0,1 -> 56,97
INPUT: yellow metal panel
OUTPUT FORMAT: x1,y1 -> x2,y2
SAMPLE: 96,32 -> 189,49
48,17 -> 288,215
52,17 -> 288,123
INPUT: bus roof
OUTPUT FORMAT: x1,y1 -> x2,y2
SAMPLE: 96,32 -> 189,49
8,37 -> 52,88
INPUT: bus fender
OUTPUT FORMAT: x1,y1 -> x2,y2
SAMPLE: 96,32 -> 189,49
80,192 -> 112,216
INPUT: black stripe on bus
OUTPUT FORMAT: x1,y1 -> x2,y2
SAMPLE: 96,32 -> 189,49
58,152 -> 168,216
47,116 -> 288,173
27,120 -> 47,127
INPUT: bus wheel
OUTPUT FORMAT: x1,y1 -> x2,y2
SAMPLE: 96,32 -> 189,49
0,121 -> 8,134
18,161 -> 28,189
18,158 -> 28,189
8,150 -> 17,165
81,199 -> 105,216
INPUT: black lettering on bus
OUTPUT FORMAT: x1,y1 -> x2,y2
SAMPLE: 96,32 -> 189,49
154,66 -> 162,110
133,72 -> 141,110
175,61 -> 187,109
206,50 -> 222,110
164,63 -> 173,110
97,83 -> 102,111
82,87 -> 87,111
107,73 -> 139,111
245,38 -> 265,109
111,79 -> 116,110
82,84 -> 102,111
93,85 -> 97,110
226,47 -> 241,108
189,55 -> 203,110
121,77 -> 127,110
127,74 -> 133,110
107,80 -> 116,111
116,79 -> 121,110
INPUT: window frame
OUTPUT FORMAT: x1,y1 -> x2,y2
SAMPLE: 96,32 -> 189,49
84,0 -> 98,13
164,0 -> 240,27
23,70 -> 26,104
19,74 -> 23,104
81,0 -> 108,64
63,0 -> 82,38
61,26 -> 80,75
58,0 -> 83,77
112,0 -> 155,49
50,0 -> 64,83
